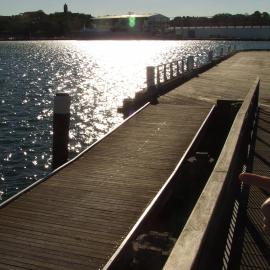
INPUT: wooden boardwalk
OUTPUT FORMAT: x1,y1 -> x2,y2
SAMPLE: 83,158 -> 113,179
162,51 -> 270,270
0,104 -> 211,270
160,51 -> 270,107
1,51 -> 270,270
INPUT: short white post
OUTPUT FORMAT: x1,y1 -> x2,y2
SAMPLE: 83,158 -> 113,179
52,93 -> 71,170
146,66 -> 155,89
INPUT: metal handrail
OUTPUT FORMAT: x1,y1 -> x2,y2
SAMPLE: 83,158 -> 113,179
147,45 -> 237,88
163,77 -> 260,270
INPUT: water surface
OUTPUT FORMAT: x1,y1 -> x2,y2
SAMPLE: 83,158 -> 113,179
1,40 -> 269,201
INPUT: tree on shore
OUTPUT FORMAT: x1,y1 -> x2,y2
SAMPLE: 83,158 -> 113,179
0,10 -> 93,39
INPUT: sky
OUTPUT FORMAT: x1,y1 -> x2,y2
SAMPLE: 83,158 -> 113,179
0,0 -> 270,18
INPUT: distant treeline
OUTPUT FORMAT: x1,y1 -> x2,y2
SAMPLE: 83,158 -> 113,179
171,11 -> 270,27
0,10 -> 93,39
1,10 -> 270,40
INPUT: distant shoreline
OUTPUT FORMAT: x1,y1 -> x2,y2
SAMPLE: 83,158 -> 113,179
1,37 -> 270,41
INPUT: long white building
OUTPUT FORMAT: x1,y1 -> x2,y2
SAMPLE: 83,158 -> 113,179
173,26 -> 270,40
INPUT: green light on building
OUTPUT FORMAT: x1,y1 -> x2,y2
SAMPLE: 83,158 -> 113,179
128,16 -> 136,28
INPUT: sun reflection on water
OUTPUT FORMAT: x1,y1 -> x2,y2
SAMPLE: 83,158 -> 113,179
0,39 -> 241,200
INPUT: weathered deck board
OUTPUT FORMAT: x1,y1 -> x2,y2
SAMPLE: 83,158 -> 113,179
160,51 -> 270,106
2,51 -> 270,270
0,104 -> 211,270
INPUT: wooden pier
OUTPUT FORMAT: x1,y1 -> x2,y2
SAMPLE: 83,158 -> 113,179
163,51 -> 270,270
1,51 -> 270,269
0,104 -> 212,270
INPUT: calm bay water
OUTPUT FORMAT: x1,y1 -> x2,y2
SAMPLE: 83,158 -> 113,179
1,40 -> 270,201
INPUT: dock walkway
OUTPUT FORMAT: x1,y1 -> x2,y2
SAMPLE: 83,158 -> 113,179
0,104 -> 211,270
160,51 -> 270,106
1,51 -> 270,270
163,51 -> 270,270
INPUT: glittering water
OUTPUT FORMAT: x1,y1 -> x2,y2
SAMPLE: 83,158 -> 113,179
0,40 -> 270,201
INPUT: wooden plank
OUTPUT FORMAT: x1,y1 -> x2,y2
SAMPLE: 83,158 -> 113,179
2,51 -> 270,270
160,51 -> 270,107
163,78 -> 259,270
0,102 -> 211,269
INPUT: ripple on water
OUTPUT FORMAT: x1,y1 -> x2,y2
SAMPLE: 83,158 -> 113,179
1,40 -> 270,201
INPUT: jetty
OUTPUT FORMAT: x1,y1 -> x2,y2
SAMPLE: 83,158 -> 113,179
1,51 -> 270,270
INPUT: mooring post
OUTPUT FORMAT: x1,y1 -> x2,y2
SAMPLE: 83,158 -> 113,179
163,64 -> 167,82
157,66 -> 161,85
146,66 -> 155,89
176,61 -> 180,76
220,47 -> 224,57
170,62 -> 174,79
208,50 -> 213,63
181,59 -> 185,74
187,56 -> 194,72
52,93 -> 71,170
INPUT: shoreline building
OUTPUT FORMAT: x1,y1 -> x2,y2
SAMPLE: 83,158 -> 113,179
172,26 -> 270,40
92,13 -> 170,34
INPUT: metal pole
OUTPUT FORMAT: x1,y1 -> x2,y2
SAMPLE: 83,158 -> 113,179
208,51 -> 213,63
163,64 -> 167,82
146,66 -> 155,89
176,61 -> 180,76
157,67 -> 160,85
181,59 -> 185,74
170,63 -> 174,79
187,56 -> 194,72
220,47 -> 224,57
52,93 -> 71,170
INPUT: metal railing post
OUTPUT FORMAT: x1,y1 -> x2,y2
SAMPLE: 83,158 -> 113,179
187,56 -> 194,72
52,93 -> 71,170
146,66 -> 155,89
163,64 -> 167,82
156,66 -> 160,85
170,62 -> 174,79
208,50 -> 213,63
